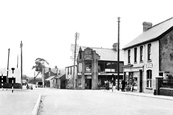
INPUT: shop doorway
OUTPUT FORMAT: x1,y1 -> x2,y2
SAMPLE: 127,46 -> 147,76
139,70 -> 143,92
85,79 -> 92,89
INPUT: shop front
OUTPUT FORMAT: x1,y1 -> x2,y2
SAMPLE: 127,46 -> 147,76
123,65 -> 144,92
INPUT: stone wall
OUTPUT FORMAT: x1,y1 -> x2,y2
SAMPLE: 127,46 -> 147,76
160,87 -> 173,96
160,29 -> 173,75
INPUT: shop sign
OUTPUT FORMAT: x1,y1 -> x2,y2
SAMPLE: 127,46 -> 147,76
146,63 -> 153,68
105,69 -> 115,72
86,76 -> 92,79
84,73 -> 92,75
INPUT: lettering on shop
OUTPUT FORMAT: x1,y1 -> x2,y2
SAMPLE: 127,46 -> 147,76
146,63 -> 153,68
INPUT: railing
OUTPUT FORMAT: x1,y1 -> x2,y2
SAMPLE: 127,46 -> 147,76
161,79 -> 173,88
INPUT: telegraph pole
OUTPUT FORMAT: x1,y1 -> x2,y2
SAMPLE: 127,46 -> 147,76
7,48 -> 10,83
73,32 -> 79,89
20,41 -> 23,85
117,17 -> 120,91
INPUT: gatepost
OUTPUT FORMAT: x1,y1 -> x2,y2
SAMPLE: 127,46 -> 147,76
155,77 -> 163,95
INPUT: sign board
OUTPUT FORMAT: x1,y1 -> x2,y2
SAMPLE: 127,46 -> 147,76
146,63 -> 153,68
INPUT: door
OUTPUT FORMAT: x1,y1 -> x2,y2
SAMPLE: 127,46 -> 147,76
85,79 -> 92,89
139,70 -> 143,92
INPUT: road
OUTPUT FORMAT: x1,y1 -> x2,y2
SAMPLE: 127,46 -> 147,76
0,88 -> 38,115
37,88 -> 173,115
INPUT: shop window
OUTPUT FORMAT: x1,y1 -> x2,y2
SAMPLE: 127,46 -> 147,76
67,67 -> 69,75
147,70 -> 152,88
98,62 -> 105,72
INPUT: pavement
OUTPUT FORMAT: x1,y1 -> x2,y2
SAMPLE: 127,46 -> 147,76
0,87 -> 41,115
106,89 -> 173,101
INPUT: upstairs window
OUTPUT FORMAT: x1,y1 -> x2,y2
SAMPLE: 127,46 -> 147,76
140,46 -> 143,62
148,44 -> 151,61
128,50 -> 131,64
134,48 -> 137,63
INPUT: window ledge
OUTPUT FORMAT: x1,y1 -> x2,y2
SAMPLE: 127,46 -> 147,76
147,60 -> 152,62
140,61 -> 143,63
146,87 -> 153,90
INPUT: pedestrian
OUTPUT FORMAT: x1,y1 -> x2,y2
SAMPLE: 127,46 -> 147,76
121,80 -> 125,92
131,79 -> 134,92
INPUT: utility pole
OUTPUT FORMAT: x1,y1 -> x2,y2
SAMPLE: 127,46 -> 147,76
7,48 -> 10,83
117,17 -> 120,91
73,32 -> 79,89
20,41 -> 23,85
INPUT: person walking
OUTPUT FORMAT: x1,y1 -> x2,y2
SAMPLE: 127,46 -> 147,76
121,80 -> 125,92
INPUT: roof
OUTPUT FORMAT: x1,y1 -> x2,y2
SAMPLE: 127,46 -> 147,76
93,47 -> 117,61
80,46 -> 123,61
55,74 -> 66,79
44,67 -> 58,74
45,76 -> 55,81
123,17 -> 173,50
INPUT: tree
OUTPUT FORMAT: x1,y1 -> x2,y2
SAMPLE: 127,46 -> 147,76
32,58 -> 49,87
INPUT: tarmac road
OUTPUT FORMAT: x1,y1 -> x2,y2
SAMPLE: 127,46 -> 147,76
38,88 -> 173,115
0,87 -> 39,115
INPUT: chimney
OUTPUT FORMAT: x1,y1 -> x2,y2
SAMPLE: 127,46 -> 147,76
112,43 -> 118,51
143,22 -> 152,32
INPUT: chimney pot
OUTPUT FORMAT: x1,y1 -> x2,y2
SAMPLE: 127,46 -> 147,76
143,22 -> 152,32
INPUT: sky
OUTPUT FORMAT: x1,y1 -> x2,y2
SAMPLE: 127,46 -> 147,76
0,0 -> 173,77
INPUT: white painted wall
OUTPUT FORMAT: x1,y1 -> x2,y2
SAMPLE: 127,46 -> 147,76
123,40 -> 160,93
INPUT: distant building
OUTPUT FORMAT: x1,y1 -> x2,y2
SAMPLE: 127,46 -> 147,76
65,65 -> 77,89
46,74 -> 66,89
123,17 -> 173,93
0,68 -> 21,84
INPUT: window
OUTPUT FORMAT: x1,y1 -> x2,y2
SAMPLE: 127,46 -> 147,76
85,61 -> 92,73
70,67 -> 72,74
128,50 -> 131,64
140,46 -> 143,62
148,44 -> 151,61
134,48 -> 137,63
67,67 -> 69,75
147,70 -> 152,88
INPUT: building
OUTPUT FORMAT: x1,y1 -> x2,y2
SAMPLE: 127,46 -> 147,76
76,46 -> 124,90
65,65 -> 77,89
0,68 -> 21,89
46,74 -> 66,89
122,17 -> 173,93
44,66 -> 59,87
0,68 -> 21,84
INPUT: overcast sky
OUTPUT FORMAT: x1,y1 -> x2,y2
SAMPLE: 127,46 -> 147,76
0,0 -> 173,77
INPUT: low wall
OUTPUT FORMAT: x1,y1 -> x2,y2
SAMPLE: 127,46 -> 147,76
160,87 -> 173,96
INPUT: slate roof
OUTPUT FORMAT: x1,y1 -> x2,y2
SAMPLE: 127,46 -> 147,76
55,74 -> 66,79
80,46 -> 123,61
45,76 -> 55,81
123,17 -> 173,50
